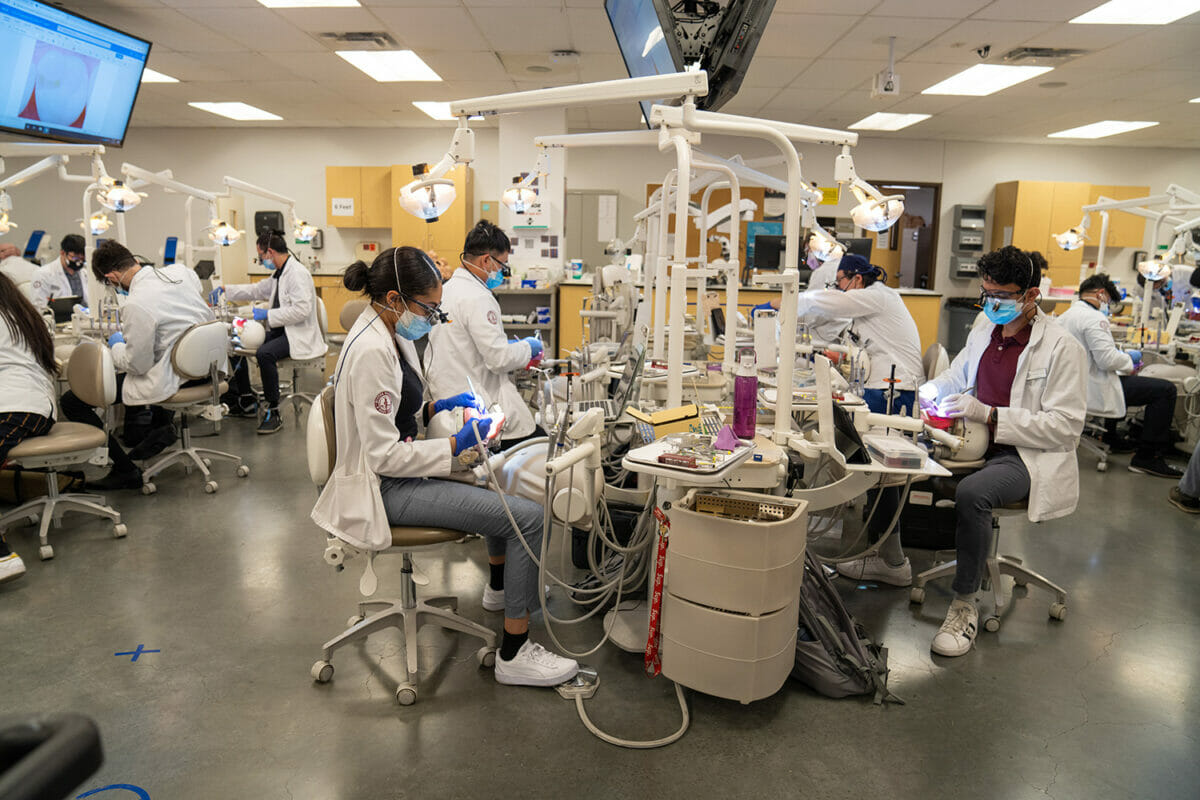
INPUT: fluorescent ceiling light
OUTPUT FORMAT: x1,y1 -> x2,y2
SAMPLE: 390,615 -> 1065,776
336,50 -> 441,82
412,102 -> 483,121
141,68 -> 178,83
1070,0 -> 1200,25
849,112 -> 931,131
922,64 -> 1053,96
257,0 -> 360,8
1047,120 -> 1158,139
1191,97 -> 1200,103
188,102 -> 282,121
880,184 -> 922,190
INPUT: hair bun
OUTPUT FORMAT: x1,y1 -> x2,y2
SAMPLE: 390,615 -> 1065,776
343,260 -> 369,292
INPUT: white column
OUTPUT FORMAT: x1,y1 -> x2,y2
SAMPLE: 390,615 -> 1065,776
498,109 -> 566,274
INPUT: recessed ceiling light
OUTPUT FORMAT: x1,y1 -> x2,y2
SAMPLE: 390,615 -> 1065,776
848,112 -> 932,131
335,50 -> 441,82
257,0 -> 360,8
922,64 -> 1054,96
188,102 -> 282,121
141,68 -> 179,83
1070,0 -> 1200,25
1047,120 -> 1159,139
1191,97 -> 1200,103
412,102 -> 484,121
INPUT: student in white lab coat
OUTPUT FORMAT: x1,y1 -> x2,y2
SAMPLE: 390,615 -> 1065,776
29,234 -> 88,309
425,220 -> 543,448
752,238 -> 847,342
0,271 -> 58,583
920,246 -> 1087,657
60,240 -> 215,490
0,243 -> 38,295
1058,273 -> 1181,479
312,246 -> 578,687
215,231 -> 327,435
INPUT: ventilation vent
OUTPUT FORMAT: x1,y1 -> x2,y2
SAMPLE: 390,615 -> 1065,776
1002,47 -> 1089,65
318,31 -> 399,50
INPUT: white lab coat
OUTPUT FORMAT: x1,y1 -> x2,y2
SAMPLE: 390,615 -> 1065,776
801,255 -> 849,342
224,256 -> 326,360
110,265 -> 216,406
1057,300 -> 1131,418
30,259 -> 88,308
796,282 -> 924,391
807,255 -> 841,291
928,313 -> 1087,523
0,255 -> 38,296
0,316 -> 56,418
424,268 -> 536,438
312,309 -> 451,551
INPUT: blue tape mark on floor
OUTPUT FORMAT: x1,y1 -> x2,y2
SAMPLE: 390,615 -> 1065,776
76,784 -> 150,799
113,645 -> 160,662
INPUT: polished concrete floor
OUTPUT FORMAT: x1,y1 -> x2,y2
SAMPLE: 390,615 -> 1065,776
2,408 -> 1197,800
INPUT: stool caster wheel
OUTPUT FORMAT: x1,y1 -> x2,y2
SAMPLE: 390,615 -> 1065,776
477,647 -> 496,668
909,587 -> 925,604
1013,577 -> 1027,588
396,683 -> 417,706
1096,461 -> 1108,472
311,660 -> 334,683
1049,602 -> 1067,621
141,482 -> 156,496
236,465 -> 251,477
39,545 -> 53,561
113,523 -> 127,539
347,615 -> 364,628
204,481 -> 218,494
984,616 -> 1001,633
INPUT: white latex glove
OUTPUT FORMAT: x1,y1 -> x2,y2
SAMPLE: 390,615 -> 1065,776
918,382 -> 938,404
941,393 -> 992,423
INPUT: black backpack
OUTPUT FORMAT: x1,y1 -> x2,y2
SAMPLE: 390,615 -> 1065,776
791,549 -> 903,704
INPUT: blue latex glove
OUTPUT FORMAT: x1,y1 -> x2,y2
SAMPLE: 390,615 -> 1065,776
252,307 -> 269,322
522,336 -> 543,359
208,287 -> 224,305
751,301 -> 776,316
434,392 -> 486,414
452,416 -> 493,454
107,331 -> 124,347
1125,349 -> 1142,364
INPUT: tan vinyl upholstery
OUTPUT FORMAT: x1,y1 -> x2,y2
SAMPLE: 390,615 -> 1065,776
163,381 -> 229,406
170,320 -> 228,381
7,423 -> 106,458
66,340 -> 116,409
319,384 -> 336,479
339,299 -> 368,332
391,527 -> 463,547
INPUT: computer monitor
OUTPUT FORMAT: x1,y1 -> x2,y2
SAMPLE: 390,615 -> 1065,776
0,0 -> 151,146
843,238 -> 873,259
48,296 -> 78,324
752,234 -> 785,270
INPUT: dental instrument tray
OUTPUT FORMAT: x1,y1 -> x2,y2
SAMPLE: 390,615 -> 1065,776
624,433 -> 756,475
862,433 -> 928,470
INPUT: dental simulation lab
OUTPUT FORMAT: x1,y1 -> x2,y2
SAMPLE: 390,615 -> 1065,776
3,0 -> 1200,797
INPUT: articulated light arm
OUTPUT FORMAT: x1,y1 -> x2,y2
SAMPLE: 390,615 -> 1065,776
833,146 -> 904,233
450,72 -> 708,117
223,176 -> 318,243
502,145 -> 550,214
398,118 -> 475,221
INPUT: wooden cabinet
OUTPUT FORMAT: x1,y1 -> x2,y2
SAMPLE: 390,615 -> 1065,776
324,166 -> 393,229
644,183 -> 766,266
1086,184 -> 1150,248
390,163 -> 473,256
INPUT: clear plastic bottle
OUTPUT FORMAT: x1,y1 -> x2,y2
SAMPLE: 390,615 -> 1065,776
732,352 -> 757,439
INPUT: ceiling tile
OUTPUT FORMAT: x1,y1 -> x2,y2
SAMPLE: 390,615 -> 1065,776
468,7 -> 571,52
970,0 -> 1100,23
754,14 -> 859,58
742,57 -> 811,89
871,0 -> 991,17
577,53 -> 629,83
419,51 -> 506,82
174,7 -> 324,53
718,88 -> 781,117
371,6 -> 491,50
259,51 -> 367,82
793,59 -> 878,91
567,7 -> 618,53
271,8 -> 386,33
85,8 -> 246,53
908,19 -> 1054,64
828,16 -> 962,61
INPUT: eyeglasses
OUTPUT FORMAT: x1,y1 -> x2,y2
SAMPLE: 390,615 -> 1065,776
490,253 -> 511,277
979,288 -> 1025,302
405,294 -> 448,324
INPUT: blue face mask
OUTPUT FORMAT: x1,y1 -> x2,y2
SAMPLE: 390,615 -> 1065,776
116,287 -> 129,297
485,270 -> 504,290
389,304 -> 431,340
1099,302 -> 1110,317
983,297 -> 1022,325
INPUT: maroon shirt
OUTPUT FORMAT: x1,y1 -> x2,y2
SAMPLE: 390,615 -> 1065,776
976,323 -> 1031,448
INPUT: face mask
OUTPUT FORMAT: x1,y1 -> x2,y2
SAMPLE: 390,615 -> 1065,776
1098,302 -> 1109,317
393,307 -> 431,340
983,296 -> 1022,325
485,270 -> 504,290
116,287 -> 129,297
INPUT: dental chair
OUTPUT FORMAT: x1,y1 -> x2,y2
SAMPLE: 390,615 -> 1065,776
922,342 -> 948,381
338,298 -> 368,335
0,341 -> 126,560
279,298 -> 329,415
141,320 -> 250,495
306,385 -> 497,706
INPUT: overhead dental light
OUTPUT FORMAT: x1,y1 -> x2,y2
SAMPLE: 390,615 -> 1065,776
1137,254 -> 1173,282
833,146 -> 904,232
809,225 -> 845,262
81,211 -> 112,235
292,216 -> 317,244
1053,215 -> 1089,251
502,146 -> 550,214
0,211 -> 15,235
399,120 -> 474,221
208,219 -> 243,246
97,178 -> 145,212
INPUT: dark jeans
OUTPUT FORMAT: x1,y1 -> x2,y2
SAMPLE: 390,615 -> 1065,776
232,331 -> 290,407
863,389 -> 915,564
0,412 -> 55,556
952,450 -> 1030,596
1106,375 -> 1177,455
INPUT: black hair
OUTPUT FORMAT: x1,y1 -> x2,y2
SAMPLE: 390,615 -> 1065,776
343,245 -> 442,302
1079,273 -> 1121,303
60,234 -> 85,256
837,254 -> 886,287
1191,265 -> 1200,290
463,219 -> 510,258
256,230 -> 288,255
90,239 -> 137,283
977,245 -> 1040,290
0,271 -> 57,376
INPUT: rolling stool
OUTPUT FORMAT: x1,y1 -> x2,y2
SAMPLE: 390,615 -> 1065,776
279,297 -> 329,415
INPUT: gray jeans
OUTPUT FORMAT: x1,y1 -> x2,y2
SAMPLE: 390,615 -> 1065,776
953,450 -> 1031,596
1181,439 -> 1200,498
380,477 -> 544,619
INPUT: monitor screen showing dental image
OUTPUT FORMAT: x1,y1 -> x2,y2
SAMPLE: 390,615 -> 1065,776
0,0 -> 151,146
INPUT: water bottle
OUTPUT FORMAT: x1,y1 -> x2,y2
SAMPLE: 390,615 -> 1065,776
733,352 -> 758,439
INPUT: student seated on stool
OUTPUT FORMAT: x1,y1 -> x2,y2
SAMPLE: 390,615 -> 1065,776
1059,273 -> 1182,479
919,246 -> 1086,657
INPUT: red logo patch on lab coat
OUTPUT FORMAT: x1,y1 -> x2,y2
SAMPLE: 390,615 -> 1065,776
487,310 -> 498,325
374,391 -> 394,414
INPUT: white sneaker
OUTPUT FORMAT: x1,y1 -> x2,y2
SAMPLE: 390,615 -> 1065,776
0,553 -> 27,584
482,584 -> 551,613
931,598 -> 978,657
837,554 -> 912,587
494,641 -> 579,687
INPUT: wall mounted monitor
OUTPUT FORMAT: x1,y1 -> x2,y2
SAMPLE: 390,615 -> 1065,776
605,0 -> 685,128
0,0 -> 151,146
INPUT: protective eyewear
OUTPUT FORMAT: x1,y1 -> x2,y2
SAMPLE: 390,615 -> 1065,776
404,294 -> 448,325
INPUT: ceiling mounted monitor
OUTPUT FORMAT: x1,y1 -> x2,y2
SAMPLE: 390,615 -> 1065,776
0,0 -> 151,147
604,0 -> 686,127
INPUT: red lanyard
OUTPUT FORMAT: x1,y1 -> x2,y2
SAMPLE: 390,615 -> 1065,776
644,506 -> 671,677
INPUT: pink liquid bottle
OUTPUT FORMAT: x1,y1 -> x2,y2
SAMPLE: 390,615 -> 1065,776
732,353 -> 757,439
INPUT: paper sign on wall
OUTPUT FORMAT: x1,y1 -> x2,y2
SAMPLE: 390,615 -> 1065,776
818,186 -> 840,206
597,194 -> 617,243
331,197 -> 354,217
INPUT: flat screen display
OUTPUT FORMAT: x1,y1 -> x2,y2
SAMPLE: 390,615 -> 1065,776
0,0 -> 150,146
605,0 -> 683,128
